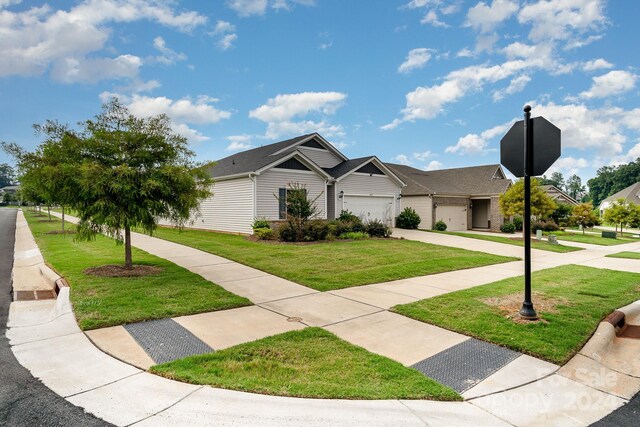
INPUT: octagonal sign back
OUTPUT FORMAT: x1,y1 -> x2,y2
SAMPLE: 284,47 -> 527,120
500,116 -> 561,178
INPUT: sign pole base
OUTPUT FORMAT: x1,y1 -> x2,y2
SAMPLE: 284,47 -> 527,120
519,301 -> 538,320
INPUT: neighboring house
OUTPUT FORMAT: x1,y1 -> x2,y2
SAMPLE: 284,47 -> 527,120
599,182 -> 640,216
181,133 -> 405,234
0,185 -> 19,195
540,185 -> 579,206
385,164 -> 511,231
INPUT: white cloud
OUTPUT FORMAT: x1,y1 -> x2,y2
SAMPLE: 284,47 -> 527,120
226,135 -> 254,152
227,0 -> 267,16
456,48 -> 474,58
582,58 -> 613,72
518,0 -> 606,42
579,70 -> 637,99
421,9 -> 447,27
445,121 -> 511,155
263,120 -> 345,140
393,154 -> 413,165
466,0 -> 518,33
425,160 -> 443,171
213,20 -> 237,50
546,156 -> 589,176
398,48 -> 433,74
151,36 -> 186,65
413,150 -> 433,161
250,91 -> 346,122
0,0 -> 22,7
493,74 -> 531,102
51,54 -> 142,83
0,0 -> 206,82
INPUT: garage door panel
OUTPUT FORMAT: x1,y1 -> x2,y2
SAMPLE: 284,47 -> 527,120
343,196 -> 394,225
436,205 -> 467,231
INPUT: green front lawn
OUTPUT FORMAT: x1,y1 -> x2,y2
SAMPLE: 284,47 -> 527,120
426,230 -> 583,253
24,211 -> 251,330
151,328 -> 461,400
150,227 -> 518,291
550,231 -> 638,246
606,251 -> 640,260
392,265 -> 640,364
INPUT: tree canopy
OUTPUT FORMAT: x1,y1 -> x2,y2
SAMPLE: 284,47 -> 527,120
0,163 -> 14,188
540,172 -> 565,190
570,202 -> 597,234
499,178 -> 557,219
587,159 -> 640,207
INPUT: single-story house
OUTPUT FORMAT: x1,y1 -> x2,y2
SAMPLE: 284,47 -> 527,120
385,163 -> 511,231
184,133 -> 406,234
599,182 -> 640,215
0,185 -> 19,195
540,185 -> 579,206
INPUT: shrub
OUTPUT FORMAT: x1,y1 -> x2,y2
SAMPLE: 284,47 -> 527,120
532,220 -> 559,232
253,217 -> 271,230
396,207 -> 421,229
513,215 -> 523,231
500,222 -> 516,233
366,219 -> 392,238
276,220 -> 300,242
338,231 -> 369,240
254,227 -> 274,240
303,220 -> 331,242
338,210 -> 360,223
434,220 -> 447,231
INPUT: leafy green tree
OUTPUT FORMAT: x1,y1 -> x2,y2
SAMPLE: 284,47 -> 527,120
550,203 -> 573,226
566,174 -> 586,201
0,163 -> 14,188
603,199 -> 634,236
499,178 -> 558,220
540,172 -> 565,190
74,99 -> 213,269
588,160 -> 640,206
570,202 -> 597,234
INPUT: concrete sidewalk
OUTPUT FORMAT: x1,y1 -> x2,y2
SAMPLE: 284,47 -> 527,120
10,210 -> 639,425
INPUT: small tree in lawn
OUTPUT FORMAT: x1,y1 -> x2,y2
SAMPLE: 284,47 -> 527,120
275,182 -> 322,242
499,178 -> 558,223
603,199 -> 634,237
570,202 -> 597,234
74,99 -> 212,269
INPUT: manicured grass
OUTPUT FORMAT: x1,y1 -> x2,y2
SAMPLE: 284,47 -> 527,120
392,265 -> 640,364
149,227 -> 518,291
606,251 -> 640,260
426,230 -> 583,253
23,211 -> 251,330
150,328 -> 461,400
550,231 -> 638,246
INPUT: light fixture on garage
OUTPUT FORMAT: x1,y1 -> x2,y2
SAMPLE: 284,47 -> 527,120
469,202 -> 473,209
434,203 -> 438,208
339,190 -> 344,199
396,194 -> 402,200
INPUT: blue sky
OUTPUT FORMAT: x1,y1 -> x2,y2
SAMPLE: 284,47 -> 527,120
1,0 -> 639,184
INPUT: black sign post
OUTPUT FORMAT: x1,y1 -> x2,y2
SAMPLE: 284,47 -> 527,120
500,105 -> 561,320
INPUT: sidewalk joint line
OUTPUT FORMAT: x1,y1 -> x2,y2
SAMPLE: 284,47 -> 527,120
64,371 -> 143,399
125,385 -> 204,426
396,400 -> 429,426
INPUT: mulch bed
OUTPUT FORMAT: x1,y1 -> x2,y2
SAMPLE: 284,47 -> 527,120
84,265 -> 163,277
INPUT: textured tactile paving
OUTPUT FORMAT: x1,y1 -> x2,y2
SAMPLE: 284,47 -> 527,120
411,338 -> 520,393
124,318 -> 213,364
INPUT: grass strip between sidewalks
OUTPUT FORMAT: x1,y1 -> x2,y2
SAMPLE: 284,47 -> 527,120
23,210 -> 251,330
392,265 -> 640,364
151,328 -> 462,401
149,226 -> 518,291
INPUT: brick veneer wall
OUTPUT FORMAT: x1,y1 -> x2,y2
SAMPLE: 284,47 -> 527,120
489,196 -> 504,231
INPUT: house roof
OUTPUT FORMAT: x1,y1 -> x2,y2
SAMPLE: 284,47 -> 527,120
324,157 -> 374,178
602,182 -> 640,205
0,185 -> 19,192
385,163 -> 511,196
540,185 -> 579,205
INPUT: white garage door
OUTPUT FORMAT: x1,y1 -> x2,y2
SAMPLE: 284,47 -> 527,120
436,205 -> 467,231
343,195 -> 394,224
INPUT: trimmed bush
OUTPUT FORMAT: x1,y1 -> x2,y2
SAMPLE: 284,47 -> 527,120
397,207 -> 421,229
339,231 -> 369,240
366,219 -> 392,238
500,222 -> 516,233
513,216 -> 523,231
434,220 -> 447,231
532,220 -> 559,233
303,220 -> 331,242
253,217 -> 271,230
276,220 -> 300,242
254,227 -> 274,240
338,210 -> 360,223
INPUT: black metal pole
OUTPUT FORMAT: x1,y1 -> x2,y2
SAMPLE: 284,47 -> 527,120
520,105 -> 538,320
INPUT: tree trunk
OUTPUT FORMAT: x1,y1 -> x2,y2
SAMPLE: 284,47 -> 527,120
47,205 -> 51,220
62,206 -> 65,233
124,225 -> 133,269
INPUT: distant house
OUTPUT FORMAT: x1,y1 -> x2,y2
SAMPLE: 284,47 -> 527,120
0,185 -> 19,195
173,133 -> 406,234
540,185 -> 579,206
385,164 -> 511,231
599,182 -> 640,215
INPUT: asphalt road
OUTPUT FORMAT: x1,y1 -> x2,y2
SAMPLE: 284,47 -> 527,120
0,208 -> 110,426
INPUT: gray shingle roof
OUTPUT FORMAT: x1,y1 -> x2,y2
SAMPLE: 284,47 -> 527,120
540,185 -> 579,205
385,163 -> 511,196
602,182 -> 640,205
324,157 -> 374,178
205,134 -> 314,178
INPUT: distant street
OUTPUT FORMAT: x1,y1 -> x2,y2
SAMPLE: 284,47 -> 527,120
0,208 -> 110,426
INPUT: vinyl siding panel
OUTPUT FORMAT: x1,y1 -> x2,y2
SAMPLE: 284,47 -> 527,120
327,185 -> 336,220
181,177 -> 254,234
256,169 -> 326,219
297,147 -> 343,168
402,195 -> 433,229
336,172 -> 402,223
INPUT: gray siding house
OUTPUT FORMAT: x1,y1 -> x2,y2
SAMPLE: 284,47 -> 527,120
386,163 -> 511,232
186,133 -> 405,234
